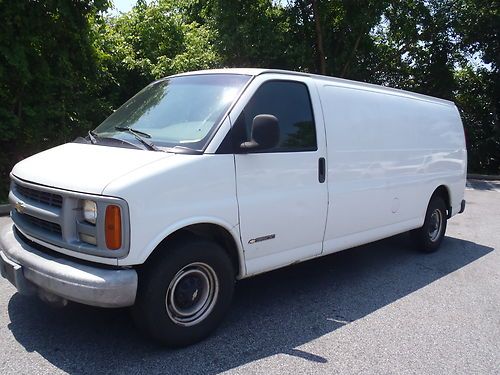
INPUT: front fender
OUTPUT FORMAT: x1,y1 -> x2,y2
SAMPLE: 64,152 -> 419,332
118,217 -> 245,278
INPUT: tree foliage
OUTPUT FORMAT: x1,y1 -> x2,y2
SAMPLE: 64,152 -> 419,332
0,0 -> 111,200
0,0 -> 498,201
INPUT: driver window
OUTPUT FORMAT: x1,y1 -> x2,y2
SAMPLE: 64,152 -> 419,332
234,80 -> 317,152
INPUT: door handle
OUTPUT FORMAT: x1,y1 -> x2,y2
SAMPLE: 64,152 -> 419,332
318,157 -> 326,183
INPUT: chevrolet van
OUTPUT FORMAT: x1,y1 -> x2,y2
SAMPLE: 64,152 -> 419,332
0,69 -> 466,346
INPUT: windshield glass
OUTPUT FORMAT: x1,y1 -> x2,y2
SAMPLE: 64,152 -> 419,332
94,74 -> 250,151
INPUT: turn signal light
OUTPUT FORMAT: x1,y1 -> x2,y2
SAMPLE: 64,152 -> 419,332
105,205 -> 122,250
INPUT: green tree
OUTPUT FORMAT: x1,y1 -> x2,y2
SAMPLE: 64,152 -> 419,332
454,0 -> 499,173
1,0 -> 499,204
201,0 -> 295,69
93,0 -> 222,107
0,0 -> 111,201
455,68 -> 500,172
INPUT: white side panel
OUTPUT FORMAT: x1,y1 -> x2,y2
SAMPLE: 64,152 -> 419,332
233,74 -> 329,276
102,154 -> 241,268
236,151 -> 327,276
320,84 -> 466,254
324,218 -> 422,256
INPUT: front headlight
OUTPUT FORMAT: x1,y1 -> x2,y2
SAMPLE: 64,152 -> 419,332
82,200 -> 97,224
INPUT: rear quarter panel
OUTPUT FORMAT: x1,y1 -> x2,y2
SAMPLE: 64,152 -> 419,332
318,81 -> 466,253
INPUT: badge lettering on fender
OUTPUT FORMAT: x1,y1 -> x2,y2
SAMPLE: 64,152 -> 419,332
248,234 -> 276,244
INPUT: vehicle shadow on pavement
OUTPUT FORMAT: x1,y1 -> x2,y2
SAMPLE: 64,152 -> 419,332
6,234 -> 493,374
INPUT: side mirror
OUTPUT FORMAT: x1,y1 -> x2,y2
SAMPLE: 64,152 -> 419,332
240,114 -> 280,151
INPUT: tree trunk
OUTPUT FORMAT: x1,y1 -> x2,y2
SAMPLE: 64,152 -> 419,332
311,0 -> 326,75
341,32 -> 362,77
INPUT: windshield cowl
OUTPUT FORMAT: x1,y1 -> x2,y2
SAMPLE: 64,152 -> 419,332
75,135 -> 204,155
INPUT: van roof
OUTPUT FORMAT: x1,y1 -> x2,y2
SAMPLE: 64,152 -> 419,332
171,68 -> 455,107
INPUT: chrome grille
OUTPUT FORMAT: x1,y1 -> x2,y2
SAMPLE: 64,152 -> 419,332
20,213 -> 62,236
15,183 -> 63,208
9,175 -> 130,259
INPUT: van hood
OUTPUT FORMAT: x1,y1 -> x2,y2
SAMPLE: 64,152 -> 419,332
12,143 -> 172,195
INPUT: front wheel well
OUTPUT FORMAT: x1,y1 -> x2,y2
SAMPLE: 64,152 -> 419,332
143,223 -> 242,278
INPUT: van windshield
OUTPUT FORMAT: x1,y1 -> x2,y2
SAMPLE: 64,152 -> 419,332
94,74 -> 250,151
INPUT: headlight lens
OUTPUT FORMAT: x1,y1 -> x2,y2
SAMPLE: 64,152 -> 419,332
83,200 -> 97,224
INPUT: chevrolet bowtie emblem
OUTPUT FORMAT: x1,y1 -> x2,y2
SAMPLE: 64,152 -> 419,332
14,201 -> 25,214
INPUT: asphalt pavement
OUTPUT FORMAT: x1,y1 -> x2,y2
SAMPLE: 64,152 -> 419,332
0,182 -> 499,374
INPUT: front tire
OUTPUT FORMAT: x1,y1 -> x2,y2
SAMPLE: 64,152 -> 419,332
411,195 -> 447,253
133,238 -> 235,347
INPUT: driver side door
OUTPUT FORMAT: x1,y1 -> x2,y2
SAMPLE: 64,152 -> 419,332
231,76 -> 329,276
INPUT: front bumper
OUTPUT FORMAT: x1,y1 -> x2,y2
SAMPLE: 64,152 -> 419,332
0,222 -> 137,308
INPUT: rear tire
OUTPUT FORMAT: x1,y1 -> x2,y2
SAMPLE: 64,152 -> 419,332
411,196 -> 447,253
132,238 -> 235,347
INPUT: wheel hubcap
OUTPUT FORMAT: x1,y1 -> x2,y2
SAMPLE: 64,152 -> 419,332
428,209 -> 443,242
166,262 -> 219,326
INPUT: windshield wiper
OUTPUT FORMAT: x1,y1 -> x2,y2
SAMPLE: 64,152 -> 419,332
115,126 -> 152,138
165,146 -> 203,155
87,130 -> 99,144
114,126 -> 161,152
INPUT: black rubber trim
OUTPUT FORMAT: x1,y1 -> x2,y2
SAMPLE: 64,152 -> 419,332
318,157 -> 326,183
459,199 -> 466,214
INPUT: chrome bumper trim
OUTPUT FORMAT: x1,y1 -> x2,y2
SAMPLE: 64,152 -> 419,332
0,223 -> 137,308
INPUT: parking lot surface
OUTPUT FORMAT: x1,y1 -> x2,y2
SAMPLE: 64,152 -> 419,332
0,182 -> 499,374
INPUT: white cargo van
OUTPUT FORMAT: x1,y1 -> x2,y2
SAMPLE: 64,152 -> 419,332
0,69 -> 466,346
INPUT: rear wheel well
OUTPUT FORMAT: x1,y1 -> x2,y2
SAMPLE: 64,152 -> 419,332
432,185 -> 451,217
143,224 -> 241,278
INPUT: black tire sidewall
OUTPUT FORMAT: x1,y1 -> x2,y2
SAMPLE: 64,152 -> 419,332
415,196 -> 447,253
133,239 -> 235,347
